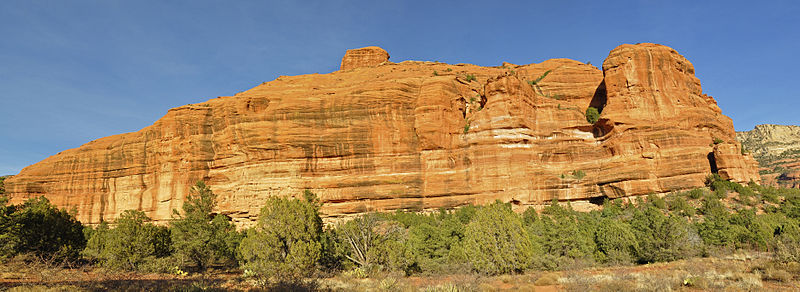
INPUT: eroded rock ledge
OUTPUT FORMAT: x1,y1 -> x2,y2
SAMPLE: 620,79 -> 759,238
6,43 -> 760,227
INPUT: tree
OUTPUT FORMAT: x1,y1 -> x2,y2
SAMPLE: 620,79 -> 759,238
774,221 -> 800,263
82,221 -> 110,261
0,196 -> 85,263
404,211 -> 468,273
463,201 -> 534,275
0,193 -> 12,258
585,107 -> 600,124
238,194 -> 322,281
335,212 -> 408,272
336,213 -> 381,269
594,218 -> 638,264
527,202 -> 597,269
629,206 -> 701,263
170,181 -> 240,271
86,210 -> 171,271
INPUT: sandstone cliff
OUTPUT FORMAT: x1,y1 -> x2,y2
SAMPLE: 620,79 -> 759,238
5,43 -> 760,226
737,124 -> 800,187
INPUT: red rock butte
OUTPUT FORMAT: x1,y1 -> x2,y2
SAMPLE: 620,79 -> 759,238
5,43 -> 759,227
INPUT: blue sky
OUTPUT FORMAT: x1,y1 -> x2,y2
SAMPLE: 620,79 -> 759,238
1,0 -> 798,175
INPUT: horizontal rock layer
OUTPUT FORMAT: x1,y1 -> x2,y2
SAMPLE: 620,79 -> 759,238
6,43 -> 760,226
737,124 -> 800,187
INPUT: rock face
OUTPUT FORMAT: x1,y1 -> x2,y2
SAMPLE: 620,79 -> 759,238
340,46 -> 390,71
5,43 -> 760,226
737,124 -> 800,187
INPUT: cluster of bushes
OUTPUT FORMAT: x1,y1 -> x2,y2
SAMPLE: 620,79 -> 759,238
2,177 -> 800,285
0,196 -> 85,263
81,182 -> 241,273
319,179 -> 800,277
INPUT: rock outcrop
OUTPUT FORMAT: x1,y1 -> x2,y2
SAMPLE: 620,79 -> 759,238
340,46 -> 390,71
737,124 -> 800,187
5,43 -> 760,226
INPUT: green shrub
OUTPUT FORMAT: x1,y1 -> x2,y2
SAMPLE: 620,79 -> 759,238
781,191 -> 800,219
528,203 -> 597,269
238,195 -> 322,281
666,195 -> 696,217
0,195 -> 13,258
752,184 -> 782,204
687,188 -> 705,199
529,70 -> 551,86
82,221 -> 109,261
170,181 -> 241,271
463,201 -> 533,274
585,107 -> 600,124
646,193 -> 667,210
728,209 -> 773,250
85,210 -> 171,271
528,70 -> 552,95
696,210 -> 735,247
629,206 -> 701,263
0,196 -> 86,263
319,226 -> 349,271
465,74 -> 476,82
404,210 -> 470,273
699,194 -> 726,216
522,207 -> 539,226
594,219 -> 637,264
774,231 -> 800,263
600,199 -> 624,218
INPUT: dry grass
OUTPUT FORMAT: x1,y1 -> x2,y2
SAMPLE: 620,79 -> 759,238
3,252 -> 800,291
534,272 -> 561,286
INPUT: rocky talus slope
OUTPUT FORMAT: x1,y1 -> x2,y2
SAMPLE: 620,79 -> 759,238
737,124 -> 800,187
5,43 -> 759,226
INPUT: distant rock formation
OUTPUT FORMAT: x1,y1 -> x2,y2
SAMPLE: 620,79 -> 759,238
737,124 -> 800,187
5,43 -> 759,227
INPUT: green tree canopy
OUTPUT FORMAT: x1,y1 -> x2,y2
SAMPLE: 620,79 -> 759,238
238,193 -> 323,281
84,210 -> 171,271
629,206 -> 701,263
463,201 -> 534,275
0,196 -> 85,263
170,181 -> 240,271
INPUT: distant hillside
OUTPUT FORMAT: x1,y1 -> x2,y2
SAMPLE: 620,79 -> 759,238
737,124 -> 800,187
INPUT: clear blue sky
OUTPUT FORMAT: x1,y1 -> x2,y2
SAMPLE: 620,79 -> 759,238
1,0 -> 798,176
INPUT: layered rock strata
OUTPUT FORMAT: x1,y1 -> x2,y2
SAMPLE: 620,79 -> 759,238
737,124 -> 800,187
5,44 -> 760,226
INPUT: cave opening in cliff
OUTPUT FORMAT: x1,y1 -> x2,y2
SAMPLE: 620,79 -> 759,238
589,81 -> 607,113
589,195 -> 608,206
707,152 -> 718,173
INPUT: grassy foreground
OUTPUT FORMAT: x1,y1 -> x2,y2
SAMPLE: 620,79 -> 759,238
2,251 -> 799,291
